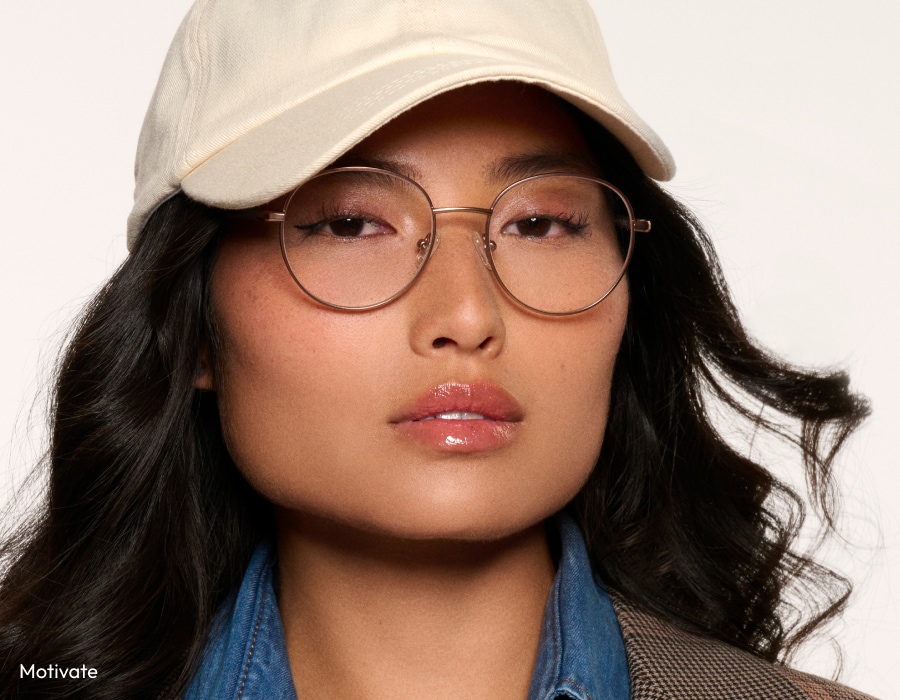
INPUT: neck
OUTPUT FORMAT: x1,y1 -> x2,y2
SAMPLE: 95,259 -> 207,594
275,512 -> 556,699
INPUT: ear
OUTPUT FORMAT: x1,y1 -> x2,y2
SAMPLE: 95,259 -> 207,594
194,350 -> 216,391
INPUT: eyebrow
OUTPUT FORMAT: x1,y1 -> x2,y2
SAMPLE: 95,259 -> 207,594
329,155 -> 423,181
330,150 -> 601,186
484,151 -> 601,183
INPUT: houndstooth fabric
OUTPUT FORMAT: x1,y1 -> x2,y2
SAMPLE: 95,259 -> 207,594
610,594 -> 879,700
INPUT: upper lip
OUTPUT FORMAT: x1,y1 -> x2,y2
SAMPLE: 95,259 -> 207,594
391,382 -> 524,423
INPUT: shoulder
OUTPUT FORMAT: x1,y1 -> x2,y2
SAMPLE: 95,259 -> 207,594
609,593 -> 878,700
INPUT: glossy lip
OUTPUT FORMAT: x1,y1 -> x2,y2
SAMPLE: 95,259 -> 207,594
390,382 -> 524,453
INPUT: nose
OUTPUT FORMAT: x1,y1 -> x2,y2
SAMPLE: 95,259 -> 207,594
407,211 -> 506,357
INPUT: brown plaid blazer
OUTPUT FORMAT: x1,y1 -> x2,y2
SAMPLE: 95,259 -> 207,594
610,596 -> 878,700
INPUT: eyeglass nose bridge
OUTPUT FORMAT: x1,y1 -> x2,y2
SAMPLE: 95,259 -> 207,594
417,206 -> 497,270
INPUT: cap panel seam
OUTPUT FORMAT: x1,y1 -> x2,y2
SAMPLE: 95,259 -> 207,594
177,0 -> 215,180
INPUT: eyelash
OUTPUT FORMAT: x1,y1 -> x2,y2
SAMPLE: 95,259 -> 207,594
503,211 -> 590,237
293,205 -> 388,236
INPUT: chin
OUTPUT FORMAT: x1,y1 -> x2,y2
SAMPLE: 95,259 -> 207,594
264,459 -> 593,544
350,493 -> 576,543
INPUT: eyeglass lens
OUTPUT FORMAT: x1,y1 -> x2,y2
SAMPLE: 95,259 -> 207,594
280,170 -> 633,313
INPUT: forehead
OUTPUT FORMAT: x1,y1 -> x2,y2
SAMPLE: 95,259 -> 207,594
335,83 -> 596,182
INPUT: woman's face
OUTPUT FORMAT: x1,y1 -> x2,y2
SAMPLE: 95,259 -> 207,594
206,84 -> 628,541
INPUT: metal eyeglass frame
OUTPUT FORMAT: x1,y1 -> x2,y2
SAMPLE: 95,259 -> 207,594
237,166 -> 652,316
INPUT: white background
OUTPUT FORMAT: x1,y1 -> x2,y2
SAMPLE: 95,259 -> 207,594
0,2 -> 896,697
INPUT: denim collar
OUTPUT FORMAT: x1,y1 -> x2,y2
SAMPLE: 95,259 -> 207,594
186,513 -> 629,700
528,514 -> 629,700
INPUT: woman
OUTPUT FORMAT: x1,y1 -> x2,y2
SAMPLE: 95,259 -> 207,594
0,0 -> 878,698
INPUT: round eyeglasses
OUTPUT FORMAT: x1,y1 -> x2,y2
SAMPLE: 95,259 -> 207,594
239,167 -> 651,315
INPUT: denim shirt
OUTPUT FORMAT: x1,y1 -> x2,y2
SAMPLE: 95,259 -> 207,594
185,514 -> 630,699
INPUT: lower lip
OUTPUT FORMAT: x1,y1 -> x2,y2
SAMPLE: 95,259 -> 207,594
392,418 -> 520,453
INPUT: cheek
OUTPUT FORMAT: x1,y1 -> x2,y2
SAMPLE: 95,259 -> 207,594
215,304 -> 358,492
210,248 -> 415,521
520,286 -> 627,483
208,236 -> 349,501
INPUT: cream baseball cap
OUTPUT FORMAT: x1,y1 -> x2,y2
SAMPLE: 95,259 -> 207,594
128,0 -> 675,248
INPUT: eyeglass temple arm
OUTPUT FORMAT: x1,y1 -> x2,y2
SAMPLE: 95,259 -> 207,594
230,209 -> 286,223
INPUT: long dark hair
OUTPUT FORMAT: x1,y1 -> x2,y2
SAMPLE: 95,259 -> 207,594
0,115 -> 868,697
568,111 -> 868,661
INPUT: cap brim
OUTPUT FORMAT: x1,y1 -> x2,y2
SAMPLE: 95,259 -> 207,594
182,52 -> 675,211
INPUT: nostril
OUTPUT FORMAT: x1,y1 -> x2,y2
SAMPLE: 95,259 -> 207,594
432,336 -> 494,350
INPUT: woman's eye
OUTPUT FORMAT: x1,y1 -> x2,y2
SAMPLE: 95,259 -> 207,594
501,215 -> 587,238
297,216 -> 394,238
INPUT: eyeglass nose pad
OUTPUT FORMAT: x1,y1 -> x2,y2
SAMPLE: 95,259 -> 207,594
416,230 -> 494,269
416,233 -> 437,265
471,231 -> 493,270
